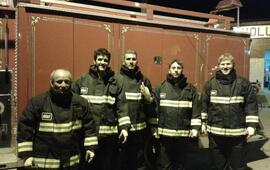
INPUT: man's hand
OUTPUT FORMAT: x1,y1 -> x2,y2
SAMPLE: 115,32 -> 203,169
189,129 -> 198,138
201,123 -> 208,135
140,82 -> 153,103
119,129 -> 128,144
246,127 -> 255,139
85,150 -> 95,163
151,128 -> 160,139
24,157 -> 35,167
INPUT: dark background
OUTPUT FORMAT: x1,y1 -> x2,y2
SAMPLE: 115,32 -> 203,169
139,0 -> 270,22
77,0 -> 270,22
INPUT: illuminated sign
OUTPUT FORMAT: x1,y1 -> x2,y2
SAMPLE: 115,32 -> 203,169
233,25 -> 270,39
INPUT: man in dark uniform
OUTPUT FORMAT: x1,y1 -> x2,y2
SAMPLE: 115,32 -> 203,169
201,53 -> 259,170
154,59 -> 201,170
72,48 -> 131,170
115,49 -> 156,170
17,69 -> 97,170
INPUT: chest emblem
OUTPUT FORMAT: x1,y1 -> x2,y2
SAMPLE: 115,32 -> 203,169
80,87 -> 88,95
160,93 -> 166,99
210,90 -> 218,96
41,112 -> 53,121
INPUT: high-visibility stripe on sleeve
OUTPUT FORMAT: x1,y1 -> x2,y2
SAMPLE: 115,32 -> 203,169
118,116 -> 131,126
84,136 -> 98,146
191,119 -> 201,126
130,122 -> 147,131
64,155 -> 80,167
246,115 -> 259,123
39,120 -> 81,133
148,118 -> 158,125
98,125 -> 118,134
210,96 -> 244,104
18,141 -> 33,153
81,95 -> 115,105
125,92 -> 142,101
160,100 -> 192,108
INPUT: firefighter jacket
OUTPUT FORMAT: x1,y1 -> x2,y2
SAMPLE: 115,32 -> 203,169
72,65 -> 131,137
154,74 -> 201,137
115,65 -> 157,132
201,69 -> 259,137
17,89 -> 98,169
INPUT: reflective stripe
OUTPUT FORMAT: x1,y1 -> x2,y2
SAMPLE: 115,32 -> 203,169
84,136 -> 98,146
191,119 -> 201,126
34,157 -> 60,169
34,154 -> 80,169
210,96 -> 244,104
158,127 -> 190,137
39,120 -> 81,133
201,112 -> 208,119
125,92 -> 142,100
207,125 -> 247,136
118,116 -> 131,126
64,155 -> 80,167
18,141 -> 33,152
148,118 -> 158,125
160,100 -> 192,108
130,122 -> 147,131
81,95 -> 115,104
246,115 -> 259,123
98,125 -> 118,134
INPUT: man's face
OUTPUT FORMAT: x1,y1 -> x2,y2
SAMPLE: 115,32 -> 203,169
169,62 -> 182,78
50,71 -> 71,94
123,53 -> 137,70
218,59 -> 233,75
94,55 -> 110,71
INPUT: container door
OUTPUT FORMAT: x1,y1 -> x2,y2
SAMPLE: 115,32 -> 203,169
119,24 -> 163,86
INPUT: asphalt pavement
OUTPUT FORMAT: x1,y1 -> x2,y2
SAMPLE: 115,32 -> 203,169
182,91 -> 270,170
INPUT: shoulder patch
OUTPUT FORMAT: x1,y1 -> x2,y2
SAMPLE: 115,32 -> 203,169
80,87 -> 88,95
160,93 -> 166,99
210,90 -> 217,96
41,112 -> 53,121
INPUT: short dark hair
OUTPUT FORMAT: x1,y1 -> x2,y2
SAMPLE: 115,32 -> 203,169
94,48 -> 111,61
168,59 -> 183,69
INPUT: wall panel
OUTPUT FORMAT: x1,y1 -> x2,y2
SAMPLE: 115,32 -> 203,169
30,14 -> 74,95
73,18 -> 115,78
119,24 -> 163,86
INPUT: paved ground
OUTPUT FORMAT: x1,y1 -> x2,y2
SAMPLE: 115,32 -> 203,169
184,91 -> 270,170
246,90 -> 270,170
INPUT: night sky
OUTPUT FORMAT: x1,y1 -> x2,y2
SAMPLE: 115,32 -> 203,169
138,0 -> 270,22
75,0 -> 270,22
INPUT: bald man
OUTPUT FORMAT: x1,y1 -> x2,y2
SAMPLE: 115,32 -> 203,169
17,69 -> 98,170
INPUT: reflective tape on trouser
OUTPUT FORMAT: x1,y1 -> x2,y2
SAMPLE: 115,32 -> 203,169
33,155 -> 80,169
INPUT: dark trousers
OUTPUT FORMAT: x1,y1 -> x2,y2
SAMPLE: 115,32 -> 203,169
209,134 -> 247,170
156,136 -> 189,170
83,135 -> 118,170
117,131 -> 147,170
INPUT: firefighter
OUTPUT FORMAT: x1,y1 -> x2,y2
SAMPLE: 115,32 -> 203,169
72,48 -> 131,170
115,49 -> 156,170
153,59 -> 201,170
201,53 -> 259,170
17,69 -> 98,170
